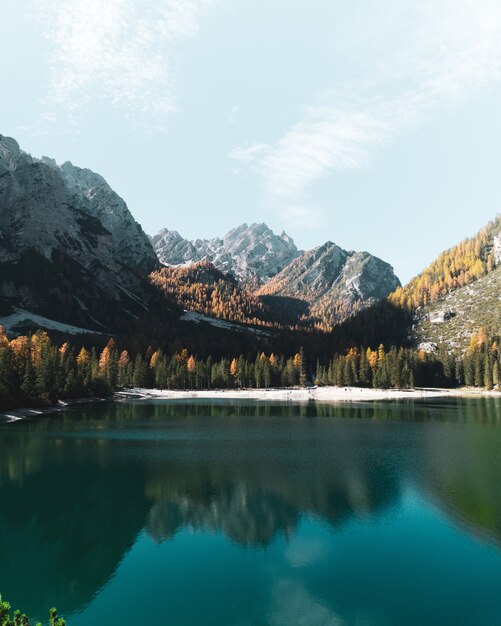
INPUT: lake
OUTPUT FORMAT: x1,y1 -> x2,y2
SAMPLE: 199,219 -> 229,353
1,398 -> 501,626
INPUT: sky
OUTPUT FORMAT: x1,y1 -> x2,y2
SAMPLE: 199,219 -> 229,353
2,0 -> 501,283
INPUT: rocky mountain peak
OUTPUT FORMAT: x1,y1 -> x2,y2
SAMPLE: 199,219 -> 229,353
59,160 -> 157,273
152,222 -> 299,283
256,240 -> 401,326
0,135 -> 25,174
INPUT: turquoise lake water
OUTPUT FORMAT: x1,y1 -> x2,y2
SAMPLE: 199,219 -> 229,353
1,398 -> 501,625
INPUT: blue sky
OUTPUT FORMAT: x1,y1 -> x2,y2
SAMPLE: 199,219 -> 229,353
2,0 -> 501,282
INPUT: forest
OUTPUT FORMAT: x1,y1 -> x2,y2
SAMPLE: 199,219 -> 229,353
0,325 -> 499,411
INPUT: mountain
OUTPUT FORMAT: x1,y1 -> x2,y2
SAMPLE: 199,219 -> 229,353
334,215 -> 501,353
0,134 -> 174,335
152,224 -> 401,329
256,242 -> 401,328
58,161 -> 158,273
152,222 -> 299,284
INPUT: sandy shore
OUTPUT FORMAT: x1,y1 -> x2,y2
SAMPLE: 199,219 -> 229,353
118,386 -> 500,404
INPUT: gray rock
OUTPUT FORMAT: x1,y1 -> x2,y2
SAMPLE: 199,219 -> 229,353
257,241 -> 401,318
429,310 -> 455,324
60,161 -> 157,273
152,222 -> 299,283
493,232 -> 501,265
418,342 -> 438,353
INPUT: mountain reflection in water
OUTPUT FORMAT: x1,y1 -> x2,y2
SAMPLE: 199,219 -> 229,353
0,398 -> 500,623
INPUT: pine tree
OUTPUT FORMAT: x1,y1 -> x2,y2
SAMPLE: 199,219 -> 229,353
484,354 -> 493,390
493,360 -> 500,388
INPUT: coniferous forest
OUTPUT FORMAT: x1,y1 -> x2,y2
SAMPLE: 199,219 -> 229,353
1,325 -> 499,411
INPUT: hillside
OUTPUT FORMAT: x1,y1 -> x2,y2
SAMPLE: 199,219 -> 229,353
398,215 -> 501,351
413,265 -> 501,351
151,261 -> 275,327
390,215 -> 500,309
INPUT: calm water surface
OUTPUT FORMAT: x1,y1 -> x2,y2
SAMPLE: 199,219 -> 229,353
1,398 -> 501,626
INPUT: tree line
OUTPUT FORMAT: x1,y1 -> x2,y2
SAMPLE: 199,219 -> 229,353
0,326 -> 499,411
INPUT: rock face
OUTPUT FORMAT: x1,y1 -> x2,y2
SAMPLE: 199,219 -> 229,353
0,134 -> 172,333
59,161 -> 157,273
256,241 -> 401,324
152,222 -> 299,283
493,232 -> 501,265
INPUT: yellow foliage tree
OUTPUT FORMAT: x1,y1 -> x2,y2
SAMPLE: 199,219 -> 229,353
230,358 -> 238,377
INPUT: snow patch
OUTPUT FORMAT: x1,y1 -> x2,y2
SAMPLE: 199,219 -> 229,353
0,308 -> 103,336
181,310 -> 272,337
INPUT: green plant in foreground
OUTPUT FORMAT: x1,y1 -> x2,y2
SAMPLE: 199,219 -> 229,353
0,596 -> 66,626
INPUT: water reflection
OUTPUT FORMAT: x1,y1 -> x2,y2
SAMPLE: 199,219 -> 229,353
0,398 -> 500,622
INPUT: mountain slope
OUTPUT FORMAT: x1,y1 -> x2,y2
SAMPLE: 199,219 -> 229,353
334,215 -> 501,352
150,259 -> 312,330
390,215 -> 501,309
152,222 -> 299,284
256,242 -> 401,328
0,134 -> 174,335
399,215 -> 501,351
150,261 -> 276,327
413,265 -> 501,351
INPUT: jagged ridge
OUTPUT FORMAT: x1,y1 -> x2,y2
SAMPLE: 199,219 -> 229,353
152,222 -> 299,284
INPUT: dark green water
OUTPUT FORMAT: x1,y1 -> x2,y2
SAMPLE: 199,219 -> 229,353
1,398 -> 501,626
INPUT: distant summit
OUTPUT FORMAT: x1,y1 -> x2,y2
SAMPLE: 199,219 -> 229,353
152,222 -> 300,284
257,241 -> 401,327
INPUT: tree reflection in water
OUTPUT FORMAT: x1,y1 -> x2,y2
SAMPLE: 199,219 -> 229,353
0,397 -> 500,620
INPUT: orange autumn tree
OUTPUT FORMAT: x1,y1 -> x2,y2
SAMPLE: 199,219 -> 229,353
389,215 -> 500,309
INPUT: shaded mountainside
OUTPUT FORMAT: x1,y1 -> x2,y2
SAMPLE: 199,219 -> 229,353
0,134 -> 176,335
152,222 -> 299,285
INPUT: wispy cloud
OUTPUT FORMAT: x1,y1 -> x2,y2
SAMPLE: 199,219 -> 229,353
29,0 -> 218,124
231,0 -> 501,197
279,204 -> 325,230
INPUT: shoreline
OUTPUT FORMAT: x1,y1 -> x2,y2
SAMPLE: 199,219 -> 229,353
0,396 -> 108,423
117,386 -> 501,404
2,386 -> 498,422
